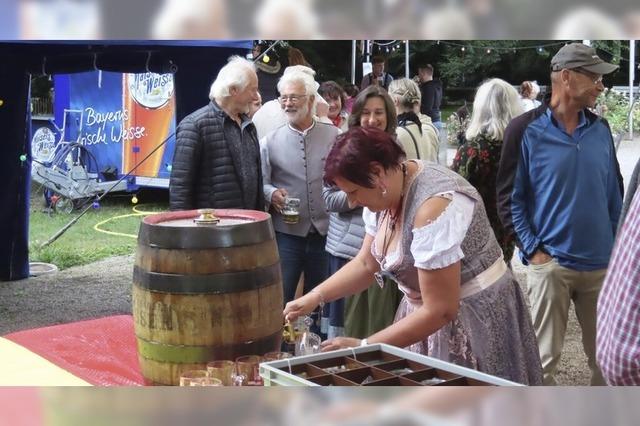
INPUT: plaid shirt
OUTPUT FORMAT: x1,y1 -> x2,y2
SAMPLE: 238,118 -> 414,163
597,189 -> 640,385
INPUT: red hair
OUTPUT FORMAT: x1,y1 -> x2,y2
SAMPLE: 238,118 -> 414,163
324,127 -> 405,188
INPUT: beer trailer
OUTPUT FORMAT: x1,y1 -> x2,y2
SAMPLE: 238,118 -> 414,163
31,70 -> 177,211
26,40 -> 253,214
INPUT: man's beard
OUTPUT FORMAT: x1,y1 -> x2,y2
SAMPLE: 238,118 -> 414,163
285,103 -> 309,124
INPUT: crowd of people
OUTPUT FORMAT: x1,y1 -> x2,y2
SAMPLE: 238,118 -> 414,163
168,42 -> 639,386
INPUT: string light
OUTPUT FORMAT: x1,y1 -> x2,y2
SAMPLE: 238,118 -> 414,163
262,54 -> 270,63
0,99 -> 4,106
486,49 -> 491,54
19,154 -> 27,162
440,40 -> 567,52
461,47 -> 465,52
131,196 -> 138,204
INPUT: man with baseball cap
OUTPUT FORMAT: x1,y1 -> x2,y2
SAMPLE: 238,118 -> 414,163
497,43 -> 623,385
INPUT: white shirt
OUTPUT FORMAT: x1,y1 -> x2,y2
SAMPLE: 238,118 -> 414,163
363,191 -> 476,270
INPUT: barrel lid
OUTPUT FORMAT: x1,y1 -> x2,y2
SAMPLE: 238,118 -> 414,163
143,209 -> 270,227
139,209 -> 275,249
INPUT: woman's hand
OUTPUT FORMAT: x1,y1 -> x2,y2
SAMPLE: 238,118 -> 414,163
283,292 -> 320,323
320,337 -> 362,352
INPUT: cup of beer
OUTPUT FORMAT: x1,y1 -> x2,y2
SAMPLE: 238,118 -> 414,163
282,197 -> 300,224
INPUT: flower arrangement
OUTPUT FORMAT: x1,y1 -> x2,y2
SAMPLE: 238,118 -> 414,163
446,109 -> 470,147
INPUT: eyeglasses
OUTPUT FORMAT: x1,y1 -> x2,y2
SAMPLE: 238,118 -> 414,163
278,94 -> 307,104
570,68 -> 604,85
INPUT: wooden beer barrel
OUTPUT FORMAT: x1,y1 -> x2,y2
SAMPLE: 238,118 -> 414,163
132,209 -> 283,385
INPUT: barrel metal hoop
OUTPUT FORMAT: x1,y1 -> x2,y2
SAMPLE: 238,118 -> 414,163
133,262 -> 281,294
136,331 -> 282,363
138,220 -> 275,249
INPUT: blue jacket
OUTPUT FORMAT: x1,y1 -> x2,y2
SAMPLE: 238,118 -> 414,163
497,98 -> 623,271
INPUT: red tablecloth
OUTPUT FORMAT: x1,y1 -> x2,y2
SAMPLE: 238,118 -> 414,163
3,315 -> 145,386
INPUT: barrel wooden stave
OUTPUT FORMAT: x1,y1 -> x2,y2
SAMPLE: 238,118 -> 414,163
132,210 -> 284,385
132,283 -> 283,346
135,239 -> 280,275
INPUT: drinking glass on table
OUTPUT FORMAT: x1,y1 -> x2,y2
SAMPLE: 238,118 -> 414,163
233,355 -> 263,386
179,370 -> 210,386
194,377 -> 223,386
206,360 -> 235,386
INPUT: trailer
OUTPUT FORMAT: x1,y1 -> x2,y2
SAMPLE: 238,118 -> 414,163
31,70 -> 177,211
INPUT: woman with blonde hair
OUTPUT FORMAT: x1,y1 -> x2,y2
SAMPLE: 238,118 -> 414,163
388,78 -> 439,162
451,78 -> 523,264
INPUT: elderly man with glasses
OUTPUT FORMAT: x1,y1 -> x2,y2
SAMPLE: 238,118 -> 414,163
497,42 -> 623,385
260,69 -> 340,325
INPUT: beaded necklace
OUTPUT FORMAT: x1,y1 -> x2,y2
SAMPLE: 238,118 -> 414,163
379,163 -> 408,259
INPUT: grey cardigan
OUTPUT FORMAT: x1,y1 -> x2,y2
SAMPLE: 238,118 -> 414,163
322,185 -> 366,260
261,120 -> 338,236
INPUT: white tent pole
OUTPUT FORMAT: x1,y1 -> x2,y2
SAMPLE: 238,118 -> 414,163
351,40 -> 356,84
629,40 -> 635,140
405,40 -> 410,79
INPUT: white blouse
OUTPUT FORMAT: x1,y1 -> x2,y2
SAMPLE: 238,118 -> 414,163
363,191 -> 476,270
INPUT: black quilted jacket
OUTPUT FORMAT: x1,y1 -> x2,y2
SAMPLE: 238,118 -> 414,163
169,101 -> 264,211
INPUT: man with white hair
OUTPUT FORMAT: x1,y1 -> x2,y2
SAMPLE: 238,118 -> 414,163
260,70 -> 340,313
252,64 -> 331,140
169,56 -> 263,211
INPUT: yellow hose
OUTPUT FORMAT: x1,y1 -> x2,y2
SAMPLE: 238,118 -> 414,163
93,205 -> 164,238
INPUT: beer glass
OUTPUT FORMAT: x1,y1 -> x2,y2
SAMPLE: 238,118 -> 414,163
206,360 -> 235,386
179,370 -> 209,386
233,355 -> 263,386
282,197 -> 300,224
122,72 -> 175,177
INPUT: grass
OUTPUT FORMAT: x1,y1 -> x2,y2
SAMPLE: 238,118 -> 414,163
441,104 -> 464,124
29,185 -> 169,270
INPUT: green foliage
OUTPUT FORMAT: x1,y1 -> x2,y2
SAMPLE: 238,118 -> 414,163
29,189 -> 168,269
597,88 -> 640,137
591,41 -> 624,66
439,41 -> 512,87
31,75 -> 53,99
446,108 -> 470,147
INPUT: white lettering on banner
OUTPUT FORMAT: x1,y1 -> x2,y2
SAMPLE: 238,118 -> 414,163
85,107 -> 129,126
79,106 -> 145,146
79,124 -> 107,146
111,125 -> 146,142
129,73 -> 174,109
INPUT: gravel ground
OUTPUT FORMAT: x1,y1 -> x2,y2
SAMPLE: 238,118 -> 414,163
0,255 -> 134,336
0,252 -> 591,386
6,140 -> 636,386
